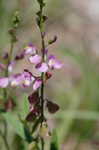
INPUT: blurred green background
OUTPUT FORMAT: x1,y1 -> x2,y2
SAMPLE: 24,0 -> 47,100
1,0 -> 99,150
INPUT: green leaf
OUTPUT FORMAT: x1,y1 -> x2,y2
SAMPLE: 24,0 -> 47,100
31,117 -> 41,134
3,112 -> 35,142
3,112 -> 26,139
12,134 -> 26,150
50,130 -> 59,150
24,127 -> 34,143
21,94 -> 30,119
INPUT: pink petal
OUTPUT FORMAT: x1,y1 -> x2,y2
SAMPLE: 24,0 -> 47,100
48,55 -> 56,68
48,55 -> 63,69
8,61 -> 15,72
24,44 -> 37,55
22,71 -> 35,87
10,74 -> 23,87
36,62 -> 48,73
0,77 -> 9,88
10,71 -> 35,87
48,55 -> 55,60
33,79 -> 42,90
53,60 -> 63,69
29,54 -> 42,65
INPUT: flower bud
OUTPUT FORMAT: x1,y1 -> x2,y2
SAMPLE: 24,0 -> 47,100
48,36 -> 57,45
28,91 -> 39,105
46,100 -> 59,114
26,110 -> 37,122
39,122 -> 50,138
45,72 -> 52,80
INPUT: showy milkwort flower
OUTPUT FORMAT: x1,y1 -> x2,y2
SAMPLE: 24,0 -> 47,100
29,54 -> 42,65
21,70 -> 35,87
15,43 -> 63,74
9,70 -> 42,90
15,43 -> 37,60
28,45 -> 63,73
8,61 -> 16,72
0,70 -> 42,90
33,54 -> 62,72
33,79 -> 42,90
36,62 -> 48,73
0,43 -> 63,90
24,43 -> 37,55
9,73 -> 24,87
48,55 -> 63,69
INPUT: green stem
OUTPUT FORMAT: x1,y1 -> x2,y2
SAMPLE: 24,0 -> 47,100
34,1 -> 46,149
41,137 -> 44,150
39,0 -> 46,125
3,40 -> 14,101
38,1 -> 46,150
40,32 -> 45,125
8,40 -> 14,65
41,73 -> 44,125
2,40 -> 14,150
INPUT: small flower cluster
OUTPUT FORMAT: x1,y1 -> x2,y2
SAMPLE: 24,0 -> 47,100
0,44 -> 63,91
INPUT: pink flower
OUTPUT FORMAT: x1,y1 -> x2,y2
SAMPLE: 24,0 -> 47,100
8,61 -> 15,72
29,54 -> 42,65
0,69 -> 42,90
48,55 -> 63,69
9,73 -> 24,87
10,70 -> 35,87
0,77 -> 9,88
21,70 -> 35,87
24,44 -> 37,55
36,62 -> 48,73
33,79 -> 42,90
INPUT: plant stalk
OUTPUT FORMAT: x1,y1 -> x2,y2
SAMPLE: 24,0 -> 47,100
38,1 -> 46,150
38,0 -> 46,126
3,40 -> 14,101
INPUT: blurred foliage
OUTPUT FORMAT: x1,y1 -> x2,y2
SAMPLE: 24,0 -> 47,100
0,0 -> 99,150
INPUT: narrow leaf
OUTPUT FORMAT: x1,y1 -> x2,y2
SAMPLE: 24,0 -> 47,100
21,94 -> 30,119
3,112 -> 26,139
50,130 -> 59,150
